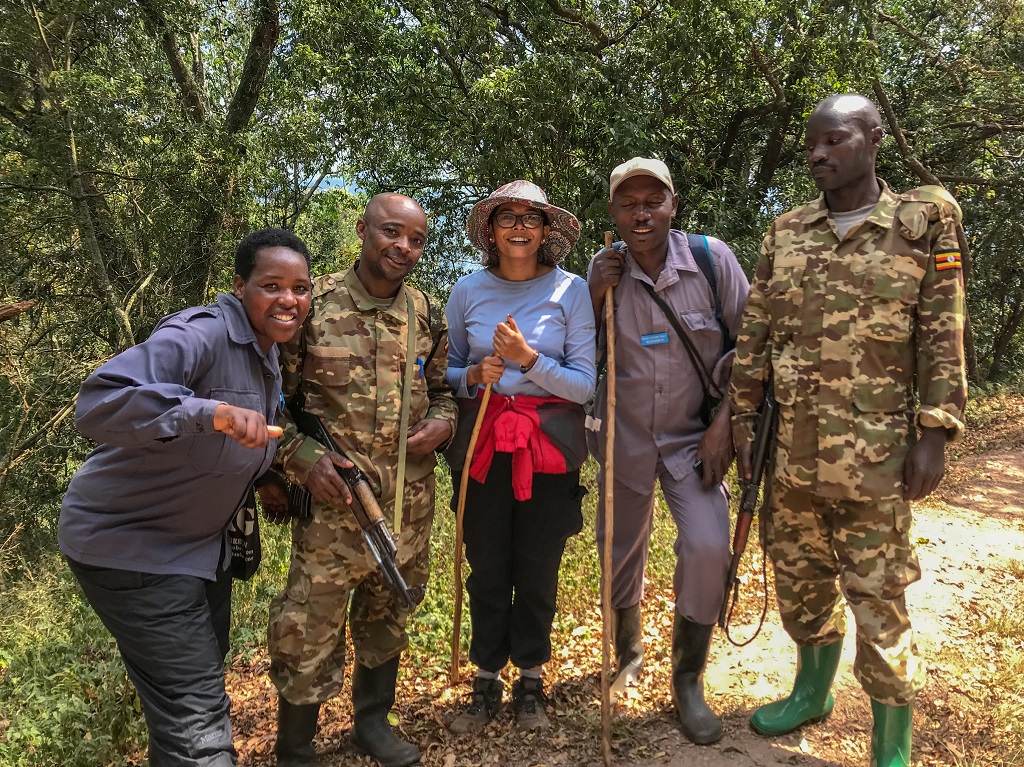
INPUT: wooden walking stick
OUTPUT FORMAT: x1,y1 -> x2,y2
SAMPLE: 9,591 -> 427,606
600,230 -> 617,767
450,373 -> 493,686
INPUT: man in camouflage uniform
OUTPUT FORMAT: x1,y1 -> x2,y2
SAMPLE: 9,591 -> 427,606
263,193 -> 458,767
729,94 -> 966,767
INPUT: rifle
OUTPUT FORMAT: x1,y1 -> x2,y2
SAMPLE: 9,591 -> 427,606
717,381 -> 777,640
288,399 -> 425,610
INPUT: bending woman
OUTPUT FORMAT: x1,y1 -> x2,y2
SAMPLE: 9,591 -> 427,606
445,180 -> 596,732
58,229 -> 312,766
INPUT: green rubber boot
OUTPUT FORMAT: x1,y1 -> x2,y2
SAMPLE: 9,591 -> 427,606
870,699 -> 912,767
750,640 -> 843,736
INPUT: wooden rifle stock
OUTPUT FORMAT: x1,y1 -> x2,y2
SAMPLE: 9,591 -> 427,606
299,411 -> 423,609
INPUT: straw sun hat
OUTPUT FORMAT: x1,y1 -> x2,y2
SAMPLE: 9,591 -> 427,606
466,180 -> 581,265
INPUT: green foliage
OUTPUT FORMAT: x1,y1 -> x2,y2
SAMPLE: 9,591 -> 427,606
0,556 -> 148,766
2,0 -> 1024,761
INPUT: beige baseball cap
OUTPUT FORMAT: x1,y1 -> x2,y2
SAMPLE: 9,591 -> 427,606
609,157 -> 675,199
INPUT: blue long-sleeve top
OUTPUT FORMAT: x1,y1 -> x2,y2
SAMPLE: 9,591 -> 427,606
445,266 -> 597,404
58,293 -> 282,580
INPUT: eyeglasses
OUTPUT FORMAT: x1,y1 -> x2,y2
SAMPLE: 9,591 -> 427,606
492,212 -> 546,229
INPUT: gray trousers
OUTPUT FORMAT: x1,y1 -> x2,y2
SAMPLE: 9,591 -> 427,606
68,558 -> 236,767
595,458 -> 731,624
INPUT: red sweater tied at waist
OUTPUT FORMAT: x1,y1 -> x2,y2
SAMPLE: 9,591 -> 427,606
469,392 -> 569,501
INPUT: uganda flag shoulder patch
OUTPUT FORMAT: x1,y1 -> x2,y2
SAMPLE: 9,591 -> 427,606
935,250 -> 962,271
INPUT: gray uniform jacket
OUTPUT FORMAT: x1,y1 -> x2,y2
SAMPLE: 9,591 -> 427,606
59,293 -> 281,580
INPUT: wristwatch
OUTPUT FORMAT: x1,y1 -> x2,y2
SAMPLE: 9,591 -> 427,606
520,350 -> 540,373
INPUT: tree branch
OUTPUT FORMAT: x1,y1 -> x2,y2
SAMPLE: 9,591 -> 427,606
876,10 -> 963,91
1,394 -> 78,470
224,0 -> 280,134
748,43 -> 786,106
543,0 -> 611,49
136,0 -> 208,124
0,300 -> 38,323
871,79 -> 941,186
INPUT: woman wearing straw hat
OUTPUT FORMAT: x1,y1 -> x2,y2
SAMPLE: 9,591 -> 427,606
444,180 -> 597,732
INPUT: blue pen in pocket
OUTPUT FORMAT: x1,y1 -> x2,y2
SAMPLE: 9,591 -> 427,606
416,356 -> 425,379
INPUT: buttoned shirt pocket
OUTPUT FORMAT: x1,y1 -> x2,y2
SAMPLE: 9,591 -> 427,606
766,267 -> 805,343
857,265 -> 921,343
680,310 -> 719,360
302,345 -> 350,387
189,388 -> 263,475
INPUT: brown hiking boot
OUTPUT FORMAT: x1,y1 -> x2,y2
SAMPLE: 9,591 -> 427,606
512,677 -> 549,731
449,677 -> 503,734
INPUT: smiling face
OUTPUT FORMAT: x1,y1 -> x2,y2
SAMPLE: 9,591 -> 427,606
608,174 -> 678,257
490,201 -> 550,264
355,193 -> 428,297
233,246 -> 312,353
803,108 -> 881,194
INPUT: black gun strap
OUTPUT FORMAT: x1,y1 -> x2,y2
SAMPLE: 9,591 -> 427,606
640,280 -> 722,400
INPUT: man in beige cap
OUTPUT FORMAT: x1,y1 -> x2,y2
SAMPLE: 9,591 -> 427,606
586,157 -> 749,744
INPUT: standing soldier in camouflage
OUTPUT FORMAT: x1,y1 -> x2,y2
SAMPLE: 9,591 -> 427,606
729,94 -> 967,767
263,193 -> 458,767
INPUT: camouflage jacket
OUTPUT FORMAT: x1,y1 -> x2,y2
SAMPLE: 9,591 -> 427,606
729,180 -> 967,502
276,266 -> 458,510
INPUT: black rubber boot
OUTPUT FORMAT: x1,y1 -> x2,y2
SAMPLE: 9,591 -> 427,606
671,614 -> 723,745
610,604 -> 644,702
274,697 -> 320,767
350,656 -> 420,767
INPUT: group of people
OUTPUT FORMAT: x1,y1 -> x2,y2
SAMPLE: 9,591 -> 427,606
59,92 -> 966,767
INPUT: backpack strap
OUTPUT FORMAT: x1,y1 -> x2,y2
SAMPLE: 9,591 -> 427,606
686,233 -> 733,352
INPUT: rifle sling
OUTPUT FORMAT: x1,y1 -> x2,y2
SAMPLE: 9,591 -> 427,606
393,289 -> 417,535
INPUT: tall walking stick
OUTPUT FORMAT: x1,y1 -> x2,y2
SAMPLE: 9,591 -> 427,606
600,231 -> 616,767
450,377 -> 493,685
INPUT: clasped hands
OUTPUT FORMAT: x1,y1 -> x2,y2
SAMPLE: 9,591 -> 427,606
466,314 -> 537,387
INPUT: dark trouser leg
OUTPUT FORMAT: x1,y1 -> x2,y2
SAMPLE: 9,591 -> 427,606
68,558 -> 236,767
507,467 -> 583,670
205,564 -> 233,661
453,456 -> 516,673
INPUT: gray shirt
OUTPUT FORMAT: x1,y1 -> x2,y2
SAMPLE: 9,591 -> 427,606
587,230 -> 750,494
59,293 -> 281,580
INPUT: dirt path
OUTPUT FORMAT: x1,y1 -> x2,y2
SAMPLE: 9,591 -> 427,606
229,447 -> 1024,767
631,448 -> 1024,767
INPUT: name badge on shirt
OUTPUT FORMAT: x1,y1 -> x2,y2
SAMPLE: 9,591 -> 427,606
641,332 -> 670,347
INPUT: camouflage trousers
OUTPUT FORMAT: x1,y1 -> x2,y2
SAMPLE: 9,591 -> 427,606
268,474 -> 434,705
767,484 -> 925,706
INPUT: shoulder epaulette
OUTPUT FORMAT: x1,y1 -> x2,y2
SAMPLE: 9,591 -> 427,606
900,185 -> 963,225
312,271 -> 345,299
